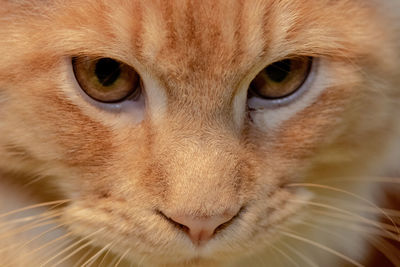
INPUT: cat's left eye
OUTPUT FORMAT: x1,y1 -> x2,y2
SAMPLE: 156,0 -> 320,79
72,57 -> 141,103
248,57 -> 313,107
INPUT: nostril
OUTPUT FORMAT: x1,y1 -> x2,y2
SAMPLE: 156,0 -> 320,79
158,211 -> 190,233
159,208 -> 241,246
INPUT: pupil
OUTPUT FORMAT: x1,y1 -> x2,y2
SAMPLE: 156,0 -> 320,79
95,58 -> 121,86
265,59 -> 291,83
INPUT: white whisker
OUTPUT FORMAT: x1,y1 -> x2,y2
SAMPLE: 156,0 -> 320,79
288,183 -> 400,239
81,242 -> 113,267
279,241 -> 319,267
99,241 -> 117,267
51,240 -> 95,267
278,227 -> 364,267
26,231 -> 75,258
289,199 -> 395,238
114,248 -> 131,267
308,209 -> 400,241
0,200 -> 71,220
42,228 -> 104,266
270,244 -> 300,267
0,221 -> 67,254
0,209 -> 62,229
73,246 -> 97,267
0,212 -> 63,242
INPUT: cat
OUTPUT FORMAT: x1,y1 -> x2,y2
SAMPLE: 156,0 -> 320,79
0,0 -> 400,266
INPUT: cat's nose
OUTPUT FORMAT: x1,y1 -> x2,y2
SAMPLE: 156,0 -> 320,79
166,211 -> 238,245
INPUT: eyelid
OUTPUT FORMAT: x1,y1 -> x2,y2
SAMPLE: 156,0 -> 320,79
72,56 -> 141,104
68,57 -> 145,114
247,58 -> 318,109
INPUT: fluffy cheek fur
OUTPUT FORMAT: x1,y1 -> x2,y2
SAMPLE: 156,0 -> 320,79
0,0 -> 399,266
1,59 -> 396,266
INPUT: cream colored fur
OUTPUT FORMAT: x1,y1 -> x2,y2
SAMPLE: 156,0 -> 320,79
0,0 -> 400,266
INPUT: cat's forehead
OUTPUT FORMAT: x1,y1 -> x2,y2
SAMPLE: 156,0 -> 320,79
77,0 -> 275,80
134,0 -> 268,71
1,0 -> 376,120
42,0 -> 371,79
7,0 -> 368,74
4,0 -> 377,98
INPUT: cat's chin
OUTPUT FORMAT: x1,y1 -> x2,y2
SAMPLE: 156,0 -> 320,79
126,253 -> 227,267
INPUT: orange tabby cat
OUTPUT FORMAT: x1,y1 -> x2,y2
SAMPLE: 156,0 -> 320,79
0,0 -> 399,266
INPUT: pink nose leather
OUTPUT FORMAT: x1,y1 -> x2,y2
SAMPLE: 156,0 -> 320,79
170,213 -> 236,245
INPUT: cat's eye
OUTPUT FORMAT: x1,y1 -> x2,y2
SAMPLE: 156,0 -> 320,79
249,57 -> 312,101
72,57 -> 141,103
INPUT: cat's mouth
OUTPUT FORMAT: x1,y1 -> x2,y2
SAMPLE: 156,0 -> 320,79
61,186 -> 311,265
155,206 -> 246,247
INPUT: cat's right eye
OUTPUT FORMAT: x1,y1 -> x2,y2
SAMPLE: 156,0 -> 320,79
72,57 -> 141,103
247,57 -> 313,109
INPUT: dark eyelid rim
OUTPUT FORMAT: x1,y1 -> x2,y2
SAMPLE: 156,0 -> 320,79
71,56 -> 142,104
247,57 -> 317,109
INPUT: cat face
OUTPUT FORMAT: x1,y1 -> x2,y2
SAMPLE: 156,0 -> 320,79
0,0 -> 399,266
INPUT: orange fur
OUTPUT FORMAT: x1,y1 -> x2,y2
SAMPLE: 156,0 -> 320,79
0,0 -> 399,266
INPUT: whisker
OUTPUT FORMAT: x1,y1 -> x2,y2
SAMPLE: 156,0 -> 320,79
18,222 -> 68,250
367,236 -> 400,266
81,243 -> 113,267
278,241 -> 319,267
109,251 -> 122,266
114,248 -> 131,267
0,213 -> 63,242
51,240 -> 95,267
0,219 -> 62,246
23,174 -> 50,187
0,220 -> 67,254
325,176 -> 400,184
301,215 -> 400,266
26,231 -> 75,258
289,199 -> 396,237
99,241 -> 117,267
73,245 -> 97,267
0,233 -> 75,266
270,244 -> 300,267
299,219 -> 367,244
0,199 -> 71,219
136,250 -> 148,267
269,246 -> 283,267
3,237 -> 75,267
308,209 -> 400,241
0,209 -> 62,229
45,238 -> 76,258
288,183 -> 400,239
313,199 -> 400,219
42,228 -> 103,266
278,227 -> 364,267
